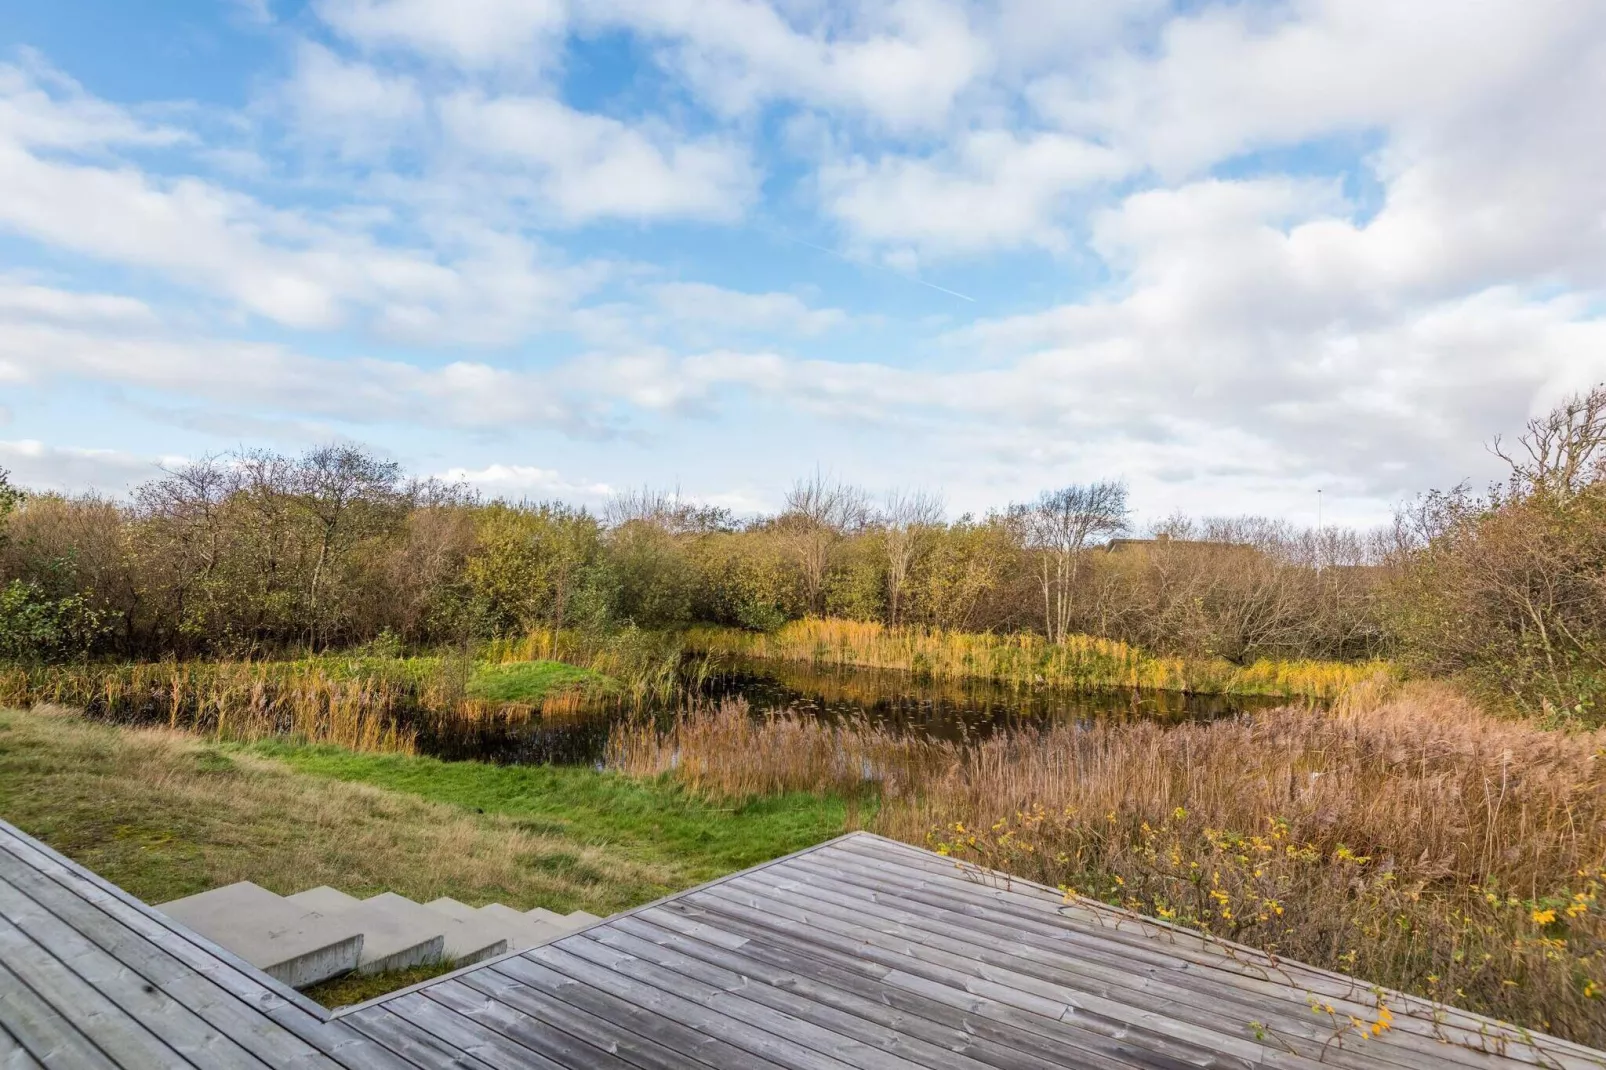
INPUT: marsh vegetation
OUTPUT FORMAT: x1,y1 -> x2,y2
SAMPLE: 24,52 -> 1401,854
4,388 -> 1606,1033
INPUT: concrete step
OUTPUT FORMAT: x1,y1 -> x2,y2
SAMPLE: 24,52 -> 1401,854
319,894 -> 445,975
476,903 -> 566,950
286,885 -> 361,914
527,906 -> 601,932
423,896 -> 479,923
157,882 -> 363,989
360,893 -> 505,967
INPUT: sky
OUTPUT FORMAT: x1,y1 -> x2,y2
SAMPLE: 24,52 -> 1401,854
1,0 -> 1604,528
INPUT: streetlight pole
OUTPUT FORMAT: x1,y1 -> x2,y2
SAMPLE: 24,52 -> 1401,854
1316,489 -> 1323,574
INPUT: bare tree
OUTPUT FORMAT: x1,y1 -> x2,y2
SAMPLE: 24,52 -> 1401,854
780,472 -> 870,616
293,445 -> 403,645
881,488 -> 944,627
604,485 -> 732,535
1493,383 -> 1606,499
1012,481 -> 1128,643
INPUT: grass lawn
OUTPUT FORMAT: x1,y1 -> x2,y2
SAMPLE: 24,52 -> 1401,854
0,705 -> 860,1004
464,659 -> 601,703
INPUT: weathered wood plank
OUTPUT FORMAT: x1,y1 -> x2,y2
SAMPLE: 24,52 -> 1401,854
0,1021 -> 42,1070
0,844 -> 329,1070
373,992 -> 572,1070
419,980 -> 642,1070
0,872 -> 268,1070
0,957 -> 117,1070
634,903 -> 1198,1070
490,953 -> 792,1070
597,915 -> 1060,1070
0,824 -> 405,1070
559,932 -> 935,1070
343,1006 -> 495,1070
642,901 -> 1194,1070
754,860 -> 1473,1070
526,943 -> 863,1070
685,884 -> 1288,1070
817,843 -> 1584,1070
454,969 -> 700,1070
0,911 -> 186,1069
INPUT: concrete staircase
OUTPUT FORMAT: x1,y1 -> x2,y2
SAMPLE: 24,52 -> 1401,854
157,882 -> 601,989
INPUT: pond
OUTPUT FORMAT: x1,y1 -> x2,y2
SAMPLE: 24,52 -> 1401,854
417,656 -> 1292,766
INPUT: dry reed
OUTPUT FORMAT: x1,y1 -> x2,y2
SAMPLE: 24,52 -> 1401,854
609,681 -> 1606,1046
687,617 -> 1388,699
0,661 -> 422,753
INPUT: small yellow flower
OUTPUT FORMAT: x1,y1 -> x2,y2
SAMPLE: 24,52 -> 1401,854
1530,908 -> 1556,925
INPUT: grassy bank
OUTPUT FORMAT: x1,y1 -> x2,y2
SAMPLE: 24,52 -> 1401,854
687,617 -> 1389,699
611,681 -> 1606,1047
0,654 -> 613,756
0,704 -> 855,1002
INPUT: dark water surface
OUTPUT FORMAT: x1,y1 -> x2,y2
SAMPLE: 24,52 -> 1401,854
419,656 -> 1290,766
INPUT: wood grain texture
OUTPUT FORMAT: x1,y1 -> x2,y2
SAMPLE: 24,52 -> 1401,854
4,820 -> 1604,1070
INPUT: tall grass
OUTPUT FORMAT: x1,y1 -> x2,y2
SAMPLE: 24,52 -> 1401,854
0,661 -> 420,753
687,618 -> 1388,699
483,626 -> 694,707
609,682 -> 1606,1047
0,626 -> 704,756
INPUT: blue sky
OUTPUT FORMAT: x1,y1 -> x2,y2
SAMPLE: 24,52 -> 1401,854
2,0 -> 1604,527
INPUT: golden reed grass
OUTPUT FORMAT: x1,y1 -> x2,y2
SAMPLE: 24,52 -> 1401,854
687,617 -> 1389,699
609,682 -> 1606,1046
0,661 -> 434,754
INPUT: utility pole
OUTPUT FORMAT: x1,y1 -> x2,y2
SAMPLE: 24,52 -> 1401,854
1316,488 -> 1323,574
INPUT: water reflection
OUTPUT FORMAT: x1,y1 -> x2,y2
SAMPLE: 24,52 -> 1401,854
417,656 -> 1291,766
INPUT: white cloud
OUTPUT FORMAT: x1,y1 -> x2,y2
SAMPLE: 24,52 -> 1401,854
318,0 -> 991,130
1037,0 -> 1601,178
316,0 -> 567,69
436,463 -> 614,501
437,92 -> 757,224
0,65 -> 596,339
0,56 -> 189,151
0,278 -> 159,327
282,41 -> 424,157
591,0 -> 989,130
0,440 -> 166,495
820,130 -> 1131,255
8,0 -> 1606,524
0,312 -> 594,434
646,282 -> 845,335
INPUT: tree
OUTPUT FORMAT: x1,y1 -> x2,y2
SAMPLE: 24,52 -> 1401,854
292,445 -> 404,644
1390,386 -> 1606,716
466,503 -> 602,636
1012,482 -> 1128,643
778,472 -> 869,616
1493,383 -> 1606,499
881,489 -> 944,627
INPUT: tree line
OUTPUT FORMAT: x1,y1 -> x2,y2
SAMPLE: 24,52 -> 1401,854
3,386 -> 1604,714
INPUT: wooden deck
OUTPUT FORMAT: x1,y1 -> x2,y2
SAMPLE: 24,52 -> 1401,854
1,818 -> 1602,1070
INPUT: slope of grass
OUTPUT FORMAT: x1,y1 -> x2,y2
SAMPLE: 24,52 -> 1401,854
464,659 -> 601,703
0,704 -> 855,1007
253,740 -> 862,883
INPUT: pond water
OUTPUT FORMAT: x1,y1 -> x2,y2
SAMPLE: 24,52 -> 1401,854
418,656 -> 1291,766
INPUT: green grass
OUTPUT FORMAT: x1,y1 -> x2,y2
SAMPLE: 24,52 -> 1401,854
464,659 -> 602,703
0,705 -> 859,1005
250,740 -> 864,885
303,962 -> 457,1009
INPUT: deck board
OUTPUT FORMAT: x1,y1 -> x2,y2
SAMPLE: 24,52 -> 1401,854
2,819 -> 1603,1069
